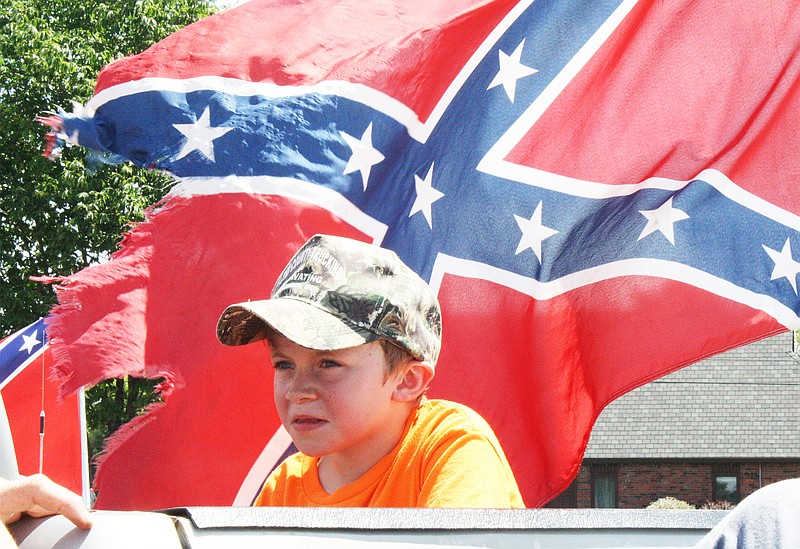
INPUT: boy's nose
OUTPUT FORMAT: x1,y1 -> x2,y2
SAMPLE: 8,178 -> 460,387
284,371 -> 317,402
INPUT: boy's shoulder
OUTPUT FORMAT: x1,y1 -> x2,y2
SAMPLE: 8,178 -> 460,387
420,398 -> 480,416
414,399 -> 498,439
267,450 -> 311,482
256,451 -> 313,505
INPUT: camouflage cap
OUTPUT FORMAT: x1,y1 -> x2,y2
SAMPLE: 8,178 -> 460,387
216,234 -> 442,364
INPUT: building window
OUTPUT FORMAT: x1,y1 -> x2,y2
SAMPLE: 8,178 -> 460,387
712,465 -> 740,503
591,464 -> 618,508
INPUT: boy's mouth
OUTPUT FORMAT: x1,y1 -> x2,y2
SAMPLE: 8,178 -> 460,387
291,416 -> 327,431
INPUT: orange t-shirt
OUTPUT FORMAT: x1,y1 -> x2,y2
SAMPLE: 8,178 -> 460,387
254,399 -> 524,507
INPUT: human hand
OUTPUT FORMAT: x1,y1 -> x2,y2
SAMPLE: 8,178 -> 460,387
0,474 -> 91,529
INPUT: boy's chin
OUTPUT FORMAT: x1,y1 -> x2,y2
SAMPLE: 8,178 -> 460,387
291,440 -> 327,458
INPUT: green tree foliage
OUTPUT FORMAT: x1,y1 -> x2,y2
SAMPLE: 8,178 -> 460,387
1,0 -> 217,332
0,0 -> 216,474
86,376 -> 160,479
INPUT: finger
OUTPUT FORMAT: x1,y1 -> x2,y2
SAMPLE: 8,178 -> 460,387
0,512 -> 21,525
0,475 -> 92,528
27,476 -> 92,529
27,502 -> 93,528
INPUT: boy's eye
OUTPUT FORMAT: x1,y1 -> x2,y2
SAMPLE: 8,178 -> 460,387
273,360 -> 293,370
321,359 -> 341,369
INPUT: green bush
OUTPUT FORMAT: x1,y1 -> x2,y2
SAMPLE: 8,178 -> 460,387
701,500 -> 736,510
646,497 -> 696,509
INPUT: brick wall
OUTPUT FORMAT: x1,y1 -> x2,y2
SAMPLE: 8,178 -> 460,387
616,462 -> 711,508
565,461 -> 800,509
740,462 -> 800,496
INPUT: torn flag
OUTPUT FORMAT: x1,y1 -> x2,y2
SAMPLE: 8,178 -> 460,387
44,0 -> 800,509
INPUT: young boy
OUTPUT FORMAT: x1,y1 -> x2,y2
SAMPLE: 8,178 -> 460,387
216,234 -> 523,507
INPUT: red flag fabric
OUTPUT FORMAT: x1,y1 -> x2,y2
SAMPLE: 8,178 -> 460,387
45,0 -> 800,509
0,320 -> 86,496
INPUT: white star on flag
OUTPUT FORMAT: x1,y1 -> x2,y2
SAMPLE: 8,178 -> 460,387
763,238 -> 800,294
487,39 -> 538,102
638,197 -> 690,245
341,123 -> 385,190
173,107 -> 232,162
514,201 -> 559,262
19,331 -> 40,354
409,163 -> 444,229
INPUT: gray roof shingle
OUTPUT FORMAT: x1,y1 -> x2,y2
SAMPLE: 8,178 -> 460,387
584,332 -> 800,459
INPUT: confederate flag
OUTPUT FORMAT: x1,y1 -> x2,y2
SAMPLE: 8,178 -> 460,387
42,0 -> 800,509
0,319 -> 87,497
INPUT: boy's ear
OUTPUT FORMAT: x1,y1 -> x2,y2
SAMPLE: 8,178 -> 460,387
392,361 -> 435,403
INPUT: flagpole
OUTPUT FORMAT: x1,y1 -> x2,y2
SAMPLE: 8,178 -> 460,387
40,329 -> 47,474
0,393 -> 20,479
78,386 -> 91,508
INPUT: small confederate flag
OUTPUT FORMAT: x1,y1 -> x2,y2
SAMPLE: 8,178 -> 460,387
43,0 -> 800,509
0,319 -> 87,498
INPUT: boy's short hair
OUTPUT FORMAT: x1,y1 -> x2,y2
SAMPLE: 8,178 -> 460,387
216,234 -> 442,366
379,339 -> 414,375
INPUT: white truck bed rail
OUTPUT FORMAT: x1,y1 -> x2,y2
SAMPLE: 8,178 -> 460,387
12,507 -> 727,548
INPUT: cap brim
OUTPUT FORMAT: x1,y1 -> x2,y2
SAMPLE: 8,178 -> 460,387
217,298 -> 379,350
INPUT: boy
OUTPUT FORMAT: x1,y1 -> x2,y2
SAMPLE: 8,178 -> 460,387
216,234 -> 523,507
